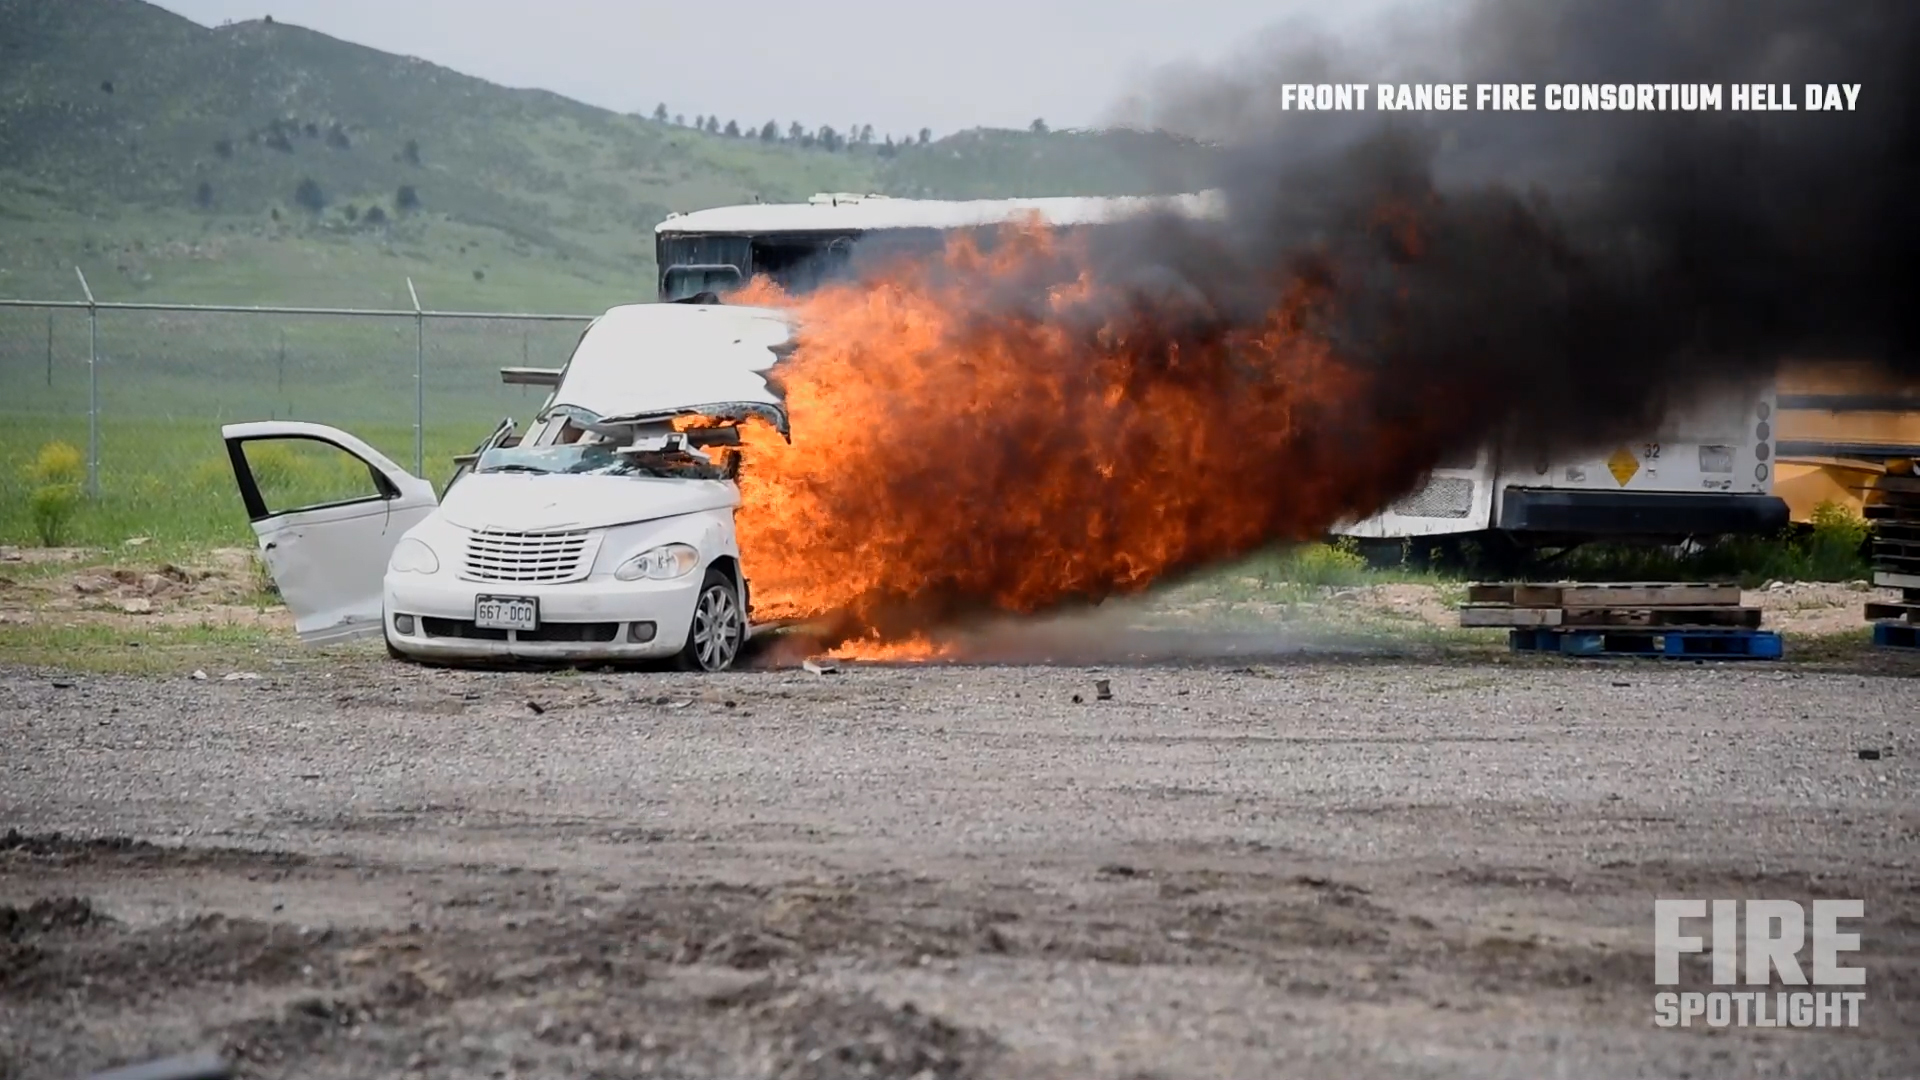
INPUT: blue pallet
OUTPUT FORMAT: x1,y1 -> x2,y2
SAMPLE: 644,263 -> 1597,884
1509,627 -> 1783,660
1871,621 -> 1920,650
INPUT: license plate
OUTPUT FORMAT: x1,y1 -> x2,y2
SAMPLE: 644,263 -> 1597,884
474,595 -> 538,631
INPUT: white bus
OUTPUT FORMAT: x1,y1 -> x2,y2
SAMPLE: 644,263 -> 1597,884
655,193 -> 1787,552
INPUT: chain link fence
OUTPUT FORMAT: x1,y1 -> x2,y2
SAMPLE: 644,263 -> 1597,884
0,274 -> 595,502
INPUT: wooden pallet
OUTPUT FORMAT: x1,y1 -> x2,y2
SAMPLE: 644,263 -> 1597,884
1509,627 -> 1783,660
1465,582 -> 1742,609
1868,520 -> 1920,542
1864,600 -> 1920,624
1872,555 -> 1920,576
1462,604 -> 1763,629
1871,474 -> 1920,496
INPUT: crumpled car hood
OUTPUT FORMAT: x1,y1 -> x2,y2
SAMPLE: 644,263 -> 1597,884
437,473 -> 739,532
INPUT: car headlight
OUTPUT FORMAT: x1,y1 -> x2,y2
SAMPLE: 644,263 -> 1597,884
614,543 -> 699,581
389,537 -> 439,574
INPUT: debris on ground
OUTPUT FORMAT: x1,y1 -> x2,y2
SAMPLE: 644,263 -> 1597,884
2,660 -> 1912,1078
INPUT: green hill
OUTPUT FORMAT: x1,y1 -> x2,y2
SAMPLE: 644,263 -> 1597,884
0,0 -> 1215,311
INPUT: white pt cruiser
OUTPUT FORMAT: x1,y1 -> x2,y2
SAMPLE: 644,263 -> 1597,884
223,303 -> 792,671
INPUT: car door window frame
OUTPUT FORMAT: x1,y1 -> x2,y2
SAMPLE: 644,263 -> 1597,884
227,435 -> 402,523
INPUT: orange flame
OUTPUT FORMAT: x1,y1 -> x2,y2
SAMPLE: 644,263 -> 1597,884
729,222 -> 1445,649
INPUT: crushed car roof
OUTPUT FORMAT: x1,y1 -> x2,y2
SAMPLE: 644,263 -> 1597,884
545,303 -> 791,428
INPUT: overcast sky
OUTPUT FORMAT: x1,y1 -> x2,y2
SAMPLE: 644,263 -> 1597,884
149,0 -> 1399,137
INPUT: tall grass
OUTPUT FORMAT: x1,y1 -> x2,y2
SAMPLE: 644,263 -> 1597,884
1554,502 -> 1870,585
0,415 -> 476,548
20,440 -> 85,545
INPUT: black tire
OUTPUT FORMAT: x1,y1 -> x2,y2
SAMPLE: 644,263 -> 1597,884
384,633 -> 410,662
676,568 -> 745,672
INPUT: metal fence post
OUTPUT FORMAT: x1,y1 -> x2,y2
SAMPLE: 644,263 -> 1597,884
407,277 -> 424,476
46,312 -> 54,388
75,267 -> 99,498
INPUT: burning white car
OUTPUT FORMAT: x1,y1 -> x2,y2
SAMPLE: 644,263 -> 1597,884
222,303 -> 792,671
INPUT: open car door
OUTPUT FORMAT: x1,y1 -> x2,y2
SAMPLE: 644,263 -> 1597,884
222,421 -> 439,644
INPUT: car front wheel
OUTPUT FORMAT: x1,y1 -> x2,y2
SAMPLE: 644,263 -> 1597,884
677,568 -> 744,672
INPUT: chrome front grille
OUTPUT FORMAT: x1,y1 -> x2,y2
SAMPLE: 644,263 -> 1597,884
461,529 -> 592,583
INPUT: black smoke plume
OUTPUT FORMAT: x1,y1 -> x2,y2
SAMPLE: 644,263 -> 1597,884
735,0 -> 1917,645
1088,0 -> 1918,466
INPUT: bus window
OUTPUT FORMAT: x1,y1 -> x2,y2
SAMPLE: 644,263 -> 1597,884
749,229 -> 950,296
656,235 -> 751,299
750,237 -> 848,295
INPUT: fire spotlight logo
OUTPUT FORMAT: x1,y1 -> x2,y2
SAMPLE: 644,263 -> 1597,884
1653,899 -> 1866,1028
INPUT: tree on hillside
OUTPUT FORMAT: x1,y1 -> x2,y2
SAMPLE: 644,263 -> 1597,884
99,80 -> 114,95
857,124 -> 874,145
194,181 -> 214,209
402,139 -> 421,165
723,119 -> 740,137
264,127 -> 293,153
816,125 -> 841,152
694,115 -> 705,130
396,185 -> 420,213
788,121 -> 805,142
760,120 -> 779,142
879,135 -> 896,159
674,114 -> 685,126
705,117 -> 721,135
326,123 -> 351,150
918,128 -> 932,145
364,205 -> 388,226
213,138 -> 233,159
1030,118 -> 1049,134
293,177 -> 325,214
653,103 -> 668,122
342,204 -> 359,223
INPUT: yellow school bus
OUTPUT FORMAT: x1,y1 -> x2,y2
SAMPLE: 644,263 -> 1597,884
1776,360 -> 1920,520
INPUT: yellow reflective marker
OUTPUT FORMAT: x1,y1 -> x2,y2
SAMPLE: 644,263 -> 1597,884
1606,446 -> 1640,486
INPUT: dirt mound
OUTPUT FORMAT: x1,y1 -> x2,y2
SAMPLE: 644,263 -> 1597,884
0,547 -> 290,631
0,828 -> 309,872
758,992 -> 998,1080
67,551 -> 260,609
0,828 -> 165,858
0,896 -> 111,940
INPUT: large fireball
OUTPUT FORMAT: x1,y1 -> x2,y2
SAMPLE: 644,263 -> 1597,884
728,220 -> 1452,647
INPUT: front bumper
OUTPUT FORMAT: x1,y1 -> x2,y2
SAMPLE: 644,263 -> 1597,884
382,572 -> 704,662
1499,488 -> 1790,537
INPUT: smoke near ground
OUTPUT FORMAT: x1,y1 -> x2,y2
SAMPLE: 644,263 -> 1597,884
734,0 -> 1916,644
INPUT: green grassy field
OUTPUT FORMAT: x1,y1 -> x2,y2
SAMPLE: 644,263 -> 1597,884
0,301 -> 580,547
0,415 -> 486,548
0,0 -> 1215,311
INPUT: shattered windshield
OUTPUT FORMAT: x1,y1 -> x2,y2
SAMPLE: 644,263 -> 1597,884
475,442 -> 730,481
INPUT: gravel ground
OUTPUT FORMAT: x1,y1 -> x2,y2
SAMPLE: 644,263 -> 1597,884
3,646 -> 1918,1079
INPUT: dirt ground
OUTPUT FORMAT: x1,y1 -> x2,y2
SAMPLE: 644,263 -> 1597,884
4,639 -> 1919,1079
0,543 -> 1900,639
